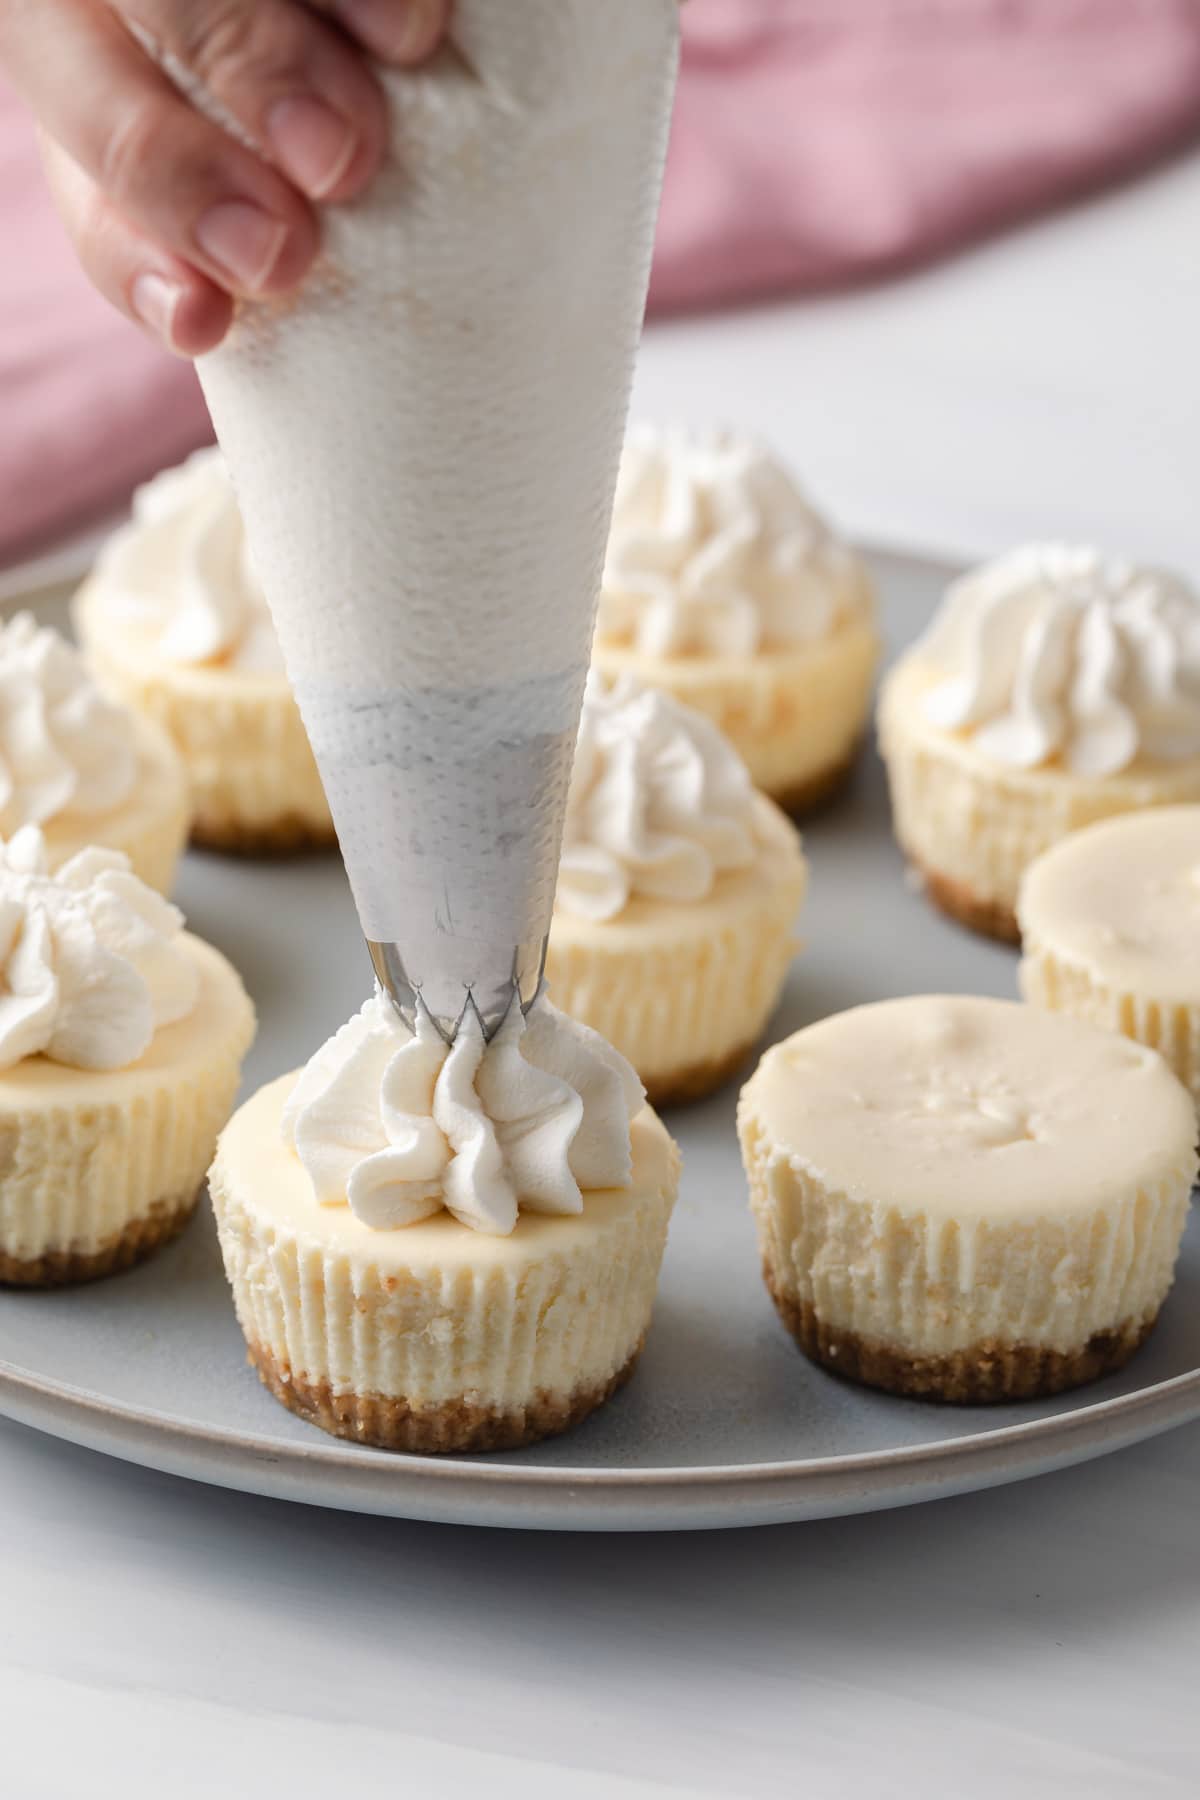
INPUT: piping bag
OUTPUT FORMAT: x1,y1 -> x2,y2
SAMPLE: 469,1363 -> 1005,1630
197,1 -> 679,1039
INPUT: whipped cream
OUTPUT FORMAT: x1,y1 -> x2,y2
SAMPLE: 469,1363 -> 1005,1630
92,449 -> 282,673
284,991 -> 644,1235
598,426 -> 868,657
919,544 -> 1200,777
0,613 -> 138,833
558,676 -> 760,922
0,828 -> 198,1071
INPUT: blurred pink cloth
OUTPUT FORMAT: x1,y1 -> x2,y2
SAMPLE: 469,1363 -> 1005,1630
0,83 -> 212,565
651,0 -> 1200,312
5,0 -> 1200,563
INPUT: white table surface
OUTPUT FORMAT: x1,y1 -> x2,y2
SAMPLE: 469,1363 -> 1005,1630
5,150 -> 1200,1799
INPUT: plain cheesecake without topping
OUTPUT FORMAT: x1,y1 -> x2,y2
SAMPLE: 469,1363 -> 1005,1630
738,994 -> 1197,1401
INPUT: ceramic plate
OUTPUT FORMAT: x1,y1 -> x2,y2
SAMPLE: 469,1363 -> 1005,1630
1,550 -> 1197,1531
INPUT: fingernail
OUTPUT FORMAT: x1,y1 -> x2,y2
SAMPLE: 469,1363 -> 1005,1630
131,271 -> 182,351
267,96 -> 358,200
195,201 -> 289,292
338,0 -> 443,64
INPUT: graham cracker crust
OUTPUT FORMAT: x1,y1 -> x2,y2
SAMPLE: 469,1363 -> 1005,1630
190,813 -> 338,857
246,1336 -> 645,1454
765,1269 -> 1156,1403
0,1187 -> 201,1289
644,1036 -> 759,1109
774,746 -> 861,819
916,861 -> 1021,946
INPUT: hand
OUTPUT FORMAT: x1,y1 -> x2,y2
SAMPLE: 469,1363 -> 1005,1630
0,0 -> 450,355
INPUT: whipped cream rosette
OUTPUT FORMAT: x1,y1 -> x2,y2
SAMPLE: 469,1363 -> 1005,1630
0,828 -> 253,1286
283,990 -> 643,1235
879,543 -> 1200,941
599,426 -> 869,657
75,453 -> 332,855
0,614 -> 188,894
919,544 -> 1200,777
558,674 -> 761,921
0,613 -> 137,832
88,449 -> 282,673
546,676 -> 807,1104
0,828 -> 197,1071
592,427 -> 879,810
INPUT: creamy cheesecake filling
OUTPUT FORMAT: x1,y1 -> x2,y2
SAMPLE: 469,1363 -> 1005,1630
739,995 -> 1197,1366
1020,806 -> 1200,1004
1019,807 -> 1200,1106
747,994 -> 1193,1219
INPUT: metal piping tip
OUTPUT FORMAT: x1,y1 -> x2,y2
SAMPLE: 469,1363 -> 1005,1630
367,934 -> 548,1043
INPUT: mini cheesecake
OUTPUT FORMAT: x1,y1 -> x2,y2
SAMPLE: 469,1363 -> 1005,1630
0,814 -> 256,1289
213,1082 -> 678,1452
547,676 -> 807,1104
1,935 -> 254,1284
211,993 -> 679,1453
0,612 -> 188,896
739,995 -> 1196,1401
1020,806 -> 1200,1113
594,425 -> 879,811
880,545 -> 1200,941
548,795 -> 805,1104
74,449 -> 333,855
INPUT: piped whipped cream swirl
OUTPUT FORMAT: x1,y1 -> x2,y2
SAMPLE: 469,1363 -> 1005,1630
919,544 -> 1200,777
93,449 -> 283,672
558,676 -> 760,922
598,425 -> 868,656
0,828 -> 198,1071
284,992 -> 644,1236
0,614 -> 137,832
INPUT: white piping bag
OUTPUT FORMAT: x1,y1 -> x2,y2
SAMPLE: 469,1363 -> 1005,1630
198,1 -> 679,1037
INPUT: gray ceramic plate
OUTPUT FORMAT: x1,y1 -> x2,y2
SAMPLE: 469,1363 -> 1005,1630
1,550 -> 1197,1531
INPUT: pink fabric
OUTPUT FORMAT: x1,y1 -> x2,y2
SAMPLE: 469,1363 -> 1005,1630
0,84 -> 212,565
4,0 -> 1200,563
651,0 -> 1200,312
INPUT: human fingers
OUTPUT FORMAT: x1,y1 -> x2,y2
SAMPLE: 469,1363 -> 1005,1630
39,130 -> 234,355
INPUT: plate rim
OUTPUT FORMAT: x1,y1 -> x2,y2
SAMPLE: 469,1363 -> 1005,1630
3,1342 -> 1198,1503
